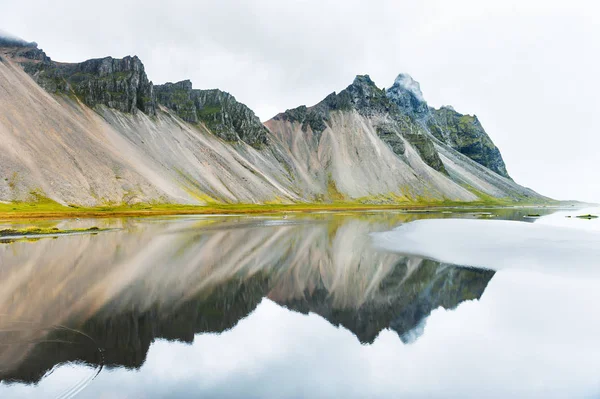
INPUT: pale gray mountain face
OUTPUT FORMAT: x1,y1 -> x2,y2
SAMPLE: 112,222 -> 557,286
0,39 -> 545,205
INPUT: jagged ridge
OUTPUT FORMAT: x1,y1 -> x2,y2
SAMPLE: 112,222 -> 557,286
427,106 -> 510,178
0,36 -> 546,205
272,75 -> 447,173
23,55 -> 155,114
9,40 -> 266,148
385,74 -> 510,178
154,80 -> 268,148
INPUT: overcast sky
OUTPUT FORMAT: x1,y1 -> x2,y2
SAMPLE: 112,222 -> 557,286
2,0 -> 599,202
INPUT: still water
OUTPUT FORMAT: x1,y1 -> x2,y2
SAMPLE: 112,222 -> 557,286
0,207 -> 599,398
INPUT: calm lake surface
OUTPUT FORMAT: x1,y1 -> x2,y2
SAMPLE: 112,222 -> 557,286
1,207 -> 599,398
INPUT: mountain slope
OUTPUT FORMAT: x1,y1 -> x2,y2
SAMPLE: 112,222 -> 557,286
266,75 -> 542,202
0,39 -> 547,206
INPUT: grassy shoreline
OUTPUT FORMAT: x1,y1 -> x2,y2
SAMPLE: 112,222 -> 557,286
0,226 -> 102,238
0,199 -> 565,220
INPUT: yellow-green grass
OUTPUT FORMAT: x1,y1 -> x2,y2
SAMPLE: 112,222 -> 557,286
0,195 -> 559,221
0,226 -> 102,238
575,214 -> 599,219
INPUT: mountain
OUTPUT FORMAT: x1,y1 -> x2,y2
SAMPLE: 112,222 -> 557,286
0,38 -> 547,206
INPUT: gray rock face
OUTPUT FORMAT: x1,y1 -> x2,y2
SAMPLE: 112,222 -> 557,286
384,73 -> 510,178
154,80 -> 198,122
21,56 -> 156,115
155,80 -> 268,148
0,38 -> 155,115
427,106 -> 511,179
3,40 -> 268,149
0,38 -> 51,63
273,74 -> 447,174
386,73 -> 429,116
273,75 -> 393,132
336,75 -> 393,115
5,44 -> 268,148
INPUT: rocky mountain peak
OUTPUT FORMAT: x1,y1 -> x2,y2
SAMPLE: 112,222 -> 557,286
351,74 -> 377,89
347,75 -> 383,100
386,73 -> 429,116
162,79 -> 193,91
83,55 -> 146,77
336,74 -> 391,116
271,75 -> 393,135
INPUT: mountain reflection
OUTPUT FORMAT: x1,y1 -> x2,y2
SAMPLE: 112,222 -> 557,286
0,211 -> 504,385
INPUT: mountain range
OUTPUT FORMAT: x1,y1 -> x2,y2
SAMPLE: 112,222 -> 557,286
0,36 -> 547,206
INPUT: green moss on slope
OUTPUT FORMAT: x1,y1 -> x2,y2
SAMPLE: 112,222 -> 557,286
428,107 -> 510,179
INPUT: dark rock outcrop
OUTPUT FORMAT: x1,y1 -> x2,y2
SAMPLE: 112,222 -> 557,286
20,56 -> 156,115
404,133 -> 447,174
273,75 -> 393,134
271,72 -> 512,179
274,74 -> 448,174
0,37 -> 51,63
428,106 -> 511,178
1,37 -> 155,115
383,73 -> 511,178
155,80 -> 269,148
385,73 -> 429,116
154,80 -> 198,122
1,38 -> 267,148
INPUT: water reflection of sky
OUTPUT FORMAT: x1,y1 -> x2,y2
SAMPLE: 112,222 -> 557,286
13,271 -> 600,399
1,208 -> 600,398
374,208 -> 600,277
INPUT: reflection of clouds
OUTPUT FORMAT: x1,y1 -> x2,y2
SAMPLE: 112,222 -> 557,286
399,317 -> 427,344
374,217 -> 600,277
2,269 -> 600,398
101,272 -> 600,398
534,207 -> 600,231
15,269 -> 600,399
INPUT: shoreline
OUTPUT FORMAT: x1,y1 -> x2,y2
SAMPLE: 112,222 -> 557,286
0,201 -> 571,221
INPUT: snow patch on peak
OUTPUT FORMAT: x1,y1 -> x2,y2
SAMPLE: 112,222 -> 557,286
392,73 -> 425,102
